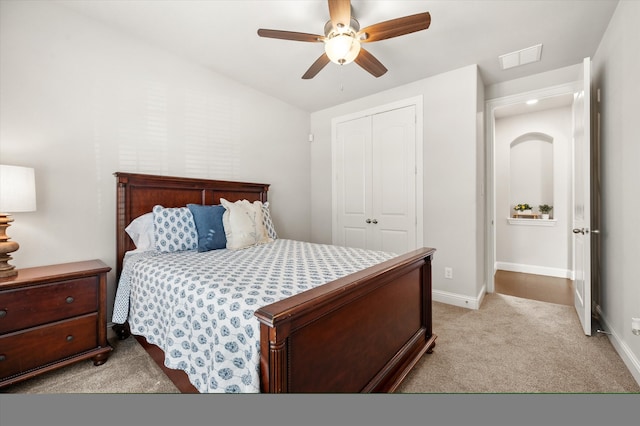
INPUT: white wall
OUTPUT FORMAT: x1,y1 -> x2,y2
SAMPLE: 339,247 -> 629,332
592,0 -> 640,383
495,107 -> 572,277
485,63 -> 582,101
0,1 -> 311,321
311,65 -> 486,308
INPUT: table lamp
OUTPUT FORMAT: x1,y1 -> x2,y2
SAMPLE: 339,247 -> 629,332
0,165 -> 37,277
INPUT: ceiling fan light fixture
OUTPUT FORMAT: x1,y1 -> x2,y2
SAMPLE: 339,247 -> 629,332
257,2 -> 431,79
324,32 -> 361,65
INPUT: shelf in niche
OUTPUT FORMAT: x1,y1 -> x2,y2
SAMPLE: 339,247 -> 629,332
507,217 -> 557,226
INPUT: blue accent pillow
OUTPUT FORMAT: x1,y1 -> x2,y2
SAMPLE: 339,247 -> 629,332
187,204 -> 227,252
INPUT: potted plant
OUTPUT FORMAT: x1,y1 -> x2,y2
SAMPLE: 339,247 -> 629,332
514,203 -> 533,215
538,204 -> 553,219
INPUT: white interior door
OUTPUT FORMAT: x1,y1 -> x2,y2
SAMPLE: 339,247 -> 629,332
371,106 -> 416,254
334,116 -> 372,250
572,57 -> 593,336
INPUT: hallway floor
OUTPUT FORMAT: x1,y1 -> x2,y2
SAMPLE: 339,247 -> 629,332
494,270 -> 573,306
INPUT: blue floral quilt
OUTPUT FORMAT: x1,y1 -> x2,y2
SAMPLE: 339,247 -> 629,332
112,239 -> 395,393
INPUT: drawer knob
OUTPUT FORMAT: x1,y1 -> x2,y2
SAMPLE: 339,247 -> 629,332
0,354 -> 5,362
0,309 -> 6,318
65,296 -> 74,304
66,335 -> 74,342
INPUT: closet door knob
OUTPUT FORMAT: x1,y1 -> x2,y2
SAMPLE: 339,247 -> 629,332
366,219 -> 371,223
372,219 -> 378,224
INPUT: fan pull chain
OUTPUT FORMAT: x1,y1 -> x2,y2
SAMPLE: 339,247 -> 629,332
339,65 -> 344,92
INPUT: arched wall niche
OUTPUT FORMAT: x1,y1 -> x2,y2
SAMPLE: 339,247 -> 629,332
509,132 -> 554,215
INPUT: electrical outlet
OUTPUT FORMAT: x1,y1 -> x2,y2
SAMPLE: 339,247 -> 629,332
444,267 -> 453,279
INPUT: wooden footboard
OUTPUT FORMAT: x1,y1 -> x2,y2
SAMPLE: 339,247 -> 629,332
255,247 -> 436,393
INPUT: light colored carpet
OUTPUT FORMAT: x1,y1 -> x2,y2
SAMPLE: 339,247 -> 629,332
4,293 -> 639,394
3,334 -> 179,394
398,293 -> 640,393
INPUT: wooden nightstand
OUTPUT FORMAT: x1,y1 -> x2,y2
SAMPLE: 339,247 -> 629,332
0,259 -> 112,387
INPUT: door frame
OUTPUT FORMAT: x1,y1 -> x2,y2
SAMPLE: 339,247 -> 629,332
331,96 -> 424,250
485,82 -> 580,293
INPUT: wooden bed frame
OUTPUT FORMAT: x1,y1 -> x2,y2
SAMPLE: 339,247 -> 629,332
113,172 -> 437,393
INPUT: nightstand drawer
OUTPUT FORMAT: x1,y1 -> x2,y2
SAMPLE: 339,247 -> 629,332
0,277 -> 98,334
0,313 -> 98,379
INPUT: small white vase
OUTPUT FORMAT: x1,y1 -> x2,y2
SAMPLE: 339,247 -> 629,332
542,213 -> 550,220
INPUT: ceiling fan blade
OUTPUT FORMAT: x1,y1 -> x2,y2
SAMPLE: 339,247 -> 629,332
302,53 -> 331,79
257,29 -> 323,42
328,0 -> 351,30
358,12 -> 431,42
354,48 -> 387,78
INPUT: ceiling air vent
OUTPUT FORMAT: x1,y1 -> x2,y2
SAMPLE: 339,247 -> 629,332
499,44 -> 543,70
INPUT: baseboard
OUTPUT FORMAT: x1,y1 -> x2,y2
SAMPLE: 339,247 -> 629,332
597,307 -> 640,386
433,284 -> 485,310
496,261 -> 572,279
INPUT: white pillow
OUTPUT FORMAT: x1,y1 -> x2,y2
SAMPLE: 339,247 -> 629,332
261,201 -> 278,240
152,205 -> 198,253
220,198 -> 272,250
125,212 -> 154,251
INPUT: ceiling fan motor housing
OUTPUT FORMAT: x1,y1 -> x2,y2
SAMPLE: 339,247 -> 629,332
323,17 -> 360,36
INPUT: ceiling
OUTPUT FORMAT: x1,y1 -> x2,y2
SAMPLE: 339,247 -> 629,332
54,0 -> 618,112
494,93 -> 576,119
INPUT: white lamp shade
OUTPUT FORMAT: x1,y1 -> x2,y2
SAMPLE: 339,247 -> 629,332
324,34 -> 361,65
0,165 -> 37,213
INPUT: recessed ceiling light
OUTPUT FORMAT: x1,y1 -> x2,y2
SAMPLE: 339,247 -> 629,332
526,99 -> 538,105
499,44 -> 543,70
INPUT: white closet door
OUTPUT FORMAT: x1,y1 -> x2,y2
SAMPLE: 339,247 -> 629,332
334,105 -> 417,254
371,106 -> 416,254
335,115 -> 373,250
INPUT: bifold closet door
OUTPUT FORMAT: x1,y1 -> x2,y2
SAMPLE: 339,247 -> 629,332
335,115 -> 373,250
335,105 -> 416,254
370,106 -> 416,254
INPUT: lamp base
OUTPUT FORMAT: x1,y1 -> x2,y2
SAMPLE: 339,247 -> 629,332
0,264 -> 17,278
0,214 -> 19,278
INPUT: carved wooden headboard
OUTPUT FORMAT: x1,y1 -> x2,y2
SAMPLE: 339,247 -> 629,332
114,172 -> 269,278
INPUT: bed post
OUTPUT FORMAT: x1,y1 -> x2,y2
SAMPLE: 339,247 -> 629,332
259,325 -> 289,393
423,253 -> 435,352
113,174 -> 130,340
115,175 -> 128,280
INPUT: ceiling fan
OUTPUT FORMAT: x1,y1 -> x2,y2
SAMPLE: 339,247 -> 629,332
257,0 -> 431,79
